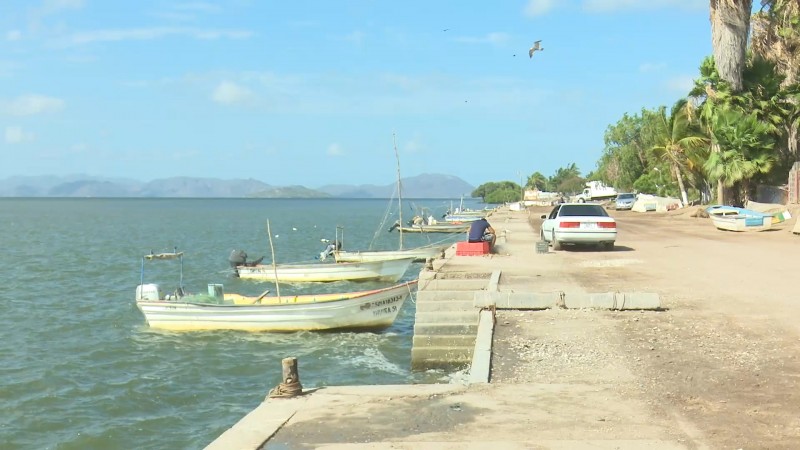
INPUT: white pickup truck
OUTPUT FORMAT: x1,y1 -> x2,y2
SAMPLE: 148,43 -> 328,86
575,181 -> 618,203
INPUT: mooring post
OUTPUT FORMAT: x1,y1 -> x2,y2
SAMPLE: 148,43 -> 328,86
282,357 -> 300,385
268,357 -> 303,398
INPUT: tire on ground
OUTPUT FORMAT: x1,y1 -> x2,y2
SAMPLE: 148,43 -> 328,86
552,233 -> 562,250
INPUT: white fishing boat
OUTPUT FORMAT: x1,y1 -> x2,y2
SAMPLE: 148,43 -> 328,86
710,214 -> 773,232
333,245 -> 447,263
706,205 -> 773,232
135,250 -> 417,331
389,222 -> 471,233
231,256 -> 415,282
441,213 -> 482,223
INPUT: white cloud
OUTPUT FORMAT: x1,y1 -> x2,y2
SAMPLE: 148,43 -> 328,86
211,81 -> 252,104
665,75 -> 696,94
403,136 -> 424,153
172,2 -> 221,13
0,60 -> 22,77
582,0 -> 705,13
61,27 -> 254,46
6,30 -> 22,41
327,143 -> 344,156
0,94 -> 65,115
41,0 -> 85,14
639,62 -> 667,73
342,31 -> 365,45
524,0 -> 557,17
454,32 -> 511,45
151,2 -> 222,22
5,126 -> 35,144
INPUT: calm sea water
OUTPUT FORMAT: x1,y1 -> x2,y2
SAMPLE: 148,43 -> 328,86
0,198 -> 483,450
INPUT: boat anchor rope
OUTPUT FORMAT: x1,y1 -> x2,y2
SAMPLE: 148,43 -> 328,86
268,376 -> 303,398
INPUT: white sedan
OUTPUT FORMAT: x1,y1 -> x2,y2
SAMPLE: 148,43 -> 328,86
540,203 -> 617,251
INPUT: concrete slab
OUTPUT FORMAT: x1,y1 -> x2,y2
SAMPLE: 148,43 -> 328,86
258,383 -> 688,449
467,310 -> 494,384
209,207 -> 682,449
474,291 -> 560,309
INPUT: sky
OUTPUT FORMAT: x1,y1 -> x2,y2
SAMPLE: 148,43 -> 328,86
0,0 -> 719,188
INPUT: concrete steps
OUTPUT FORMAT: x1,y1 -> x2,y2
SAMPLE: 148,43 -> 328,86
411,272 -> 489,371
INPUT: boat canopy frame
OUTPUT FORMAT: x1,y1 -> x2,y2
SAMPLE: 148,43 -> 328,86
140,247 -> 184,292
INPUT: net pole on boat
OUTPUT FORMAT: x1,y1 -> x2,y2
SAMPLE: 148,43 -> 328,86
393,133 -> 404,250
176,246 -> 183,291
266,220 -> 281,300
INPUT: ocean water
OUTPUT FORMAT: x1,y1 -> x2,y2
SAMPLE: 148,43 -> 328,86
0,198 -> 481,450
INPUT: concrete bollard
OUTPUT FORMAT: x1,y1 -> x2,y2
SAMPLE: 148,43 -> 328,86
267,357 -> 303,398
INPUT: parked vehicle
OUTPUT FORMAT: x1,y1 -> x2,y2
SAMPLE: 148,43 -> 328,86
615,193 -> 636,210
539,203 -> 617,251
575,181 -> 618,203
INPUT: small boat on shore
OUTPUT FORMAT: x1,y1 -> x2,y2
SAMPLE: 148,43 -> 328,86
136,250 -> 417,331
706,206 -> 773,232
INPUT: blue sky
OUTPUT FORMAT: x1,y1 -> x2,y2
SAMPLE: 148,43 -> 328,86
1,0 -> 716,188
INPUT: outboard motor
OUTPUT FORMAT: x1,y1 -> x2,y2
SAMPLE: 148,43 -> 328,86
229,249 -> 248,269
318,240 -> 342,261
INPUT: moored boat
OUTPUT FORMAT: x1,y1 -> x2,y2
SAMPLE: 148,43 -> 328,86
135,250 -> 417,331
231,255 -> 415,282
136,281 -> 418,332
388,221 -> 471,234
333,245 -> 448,263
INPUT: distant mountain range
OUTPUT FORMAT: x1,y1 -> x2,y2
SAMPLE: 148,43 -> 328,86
0,173 -> 475,199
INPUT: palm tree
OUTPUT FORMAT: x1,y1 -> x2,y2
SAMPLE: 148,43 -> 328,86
710,0 -> 753,92
526,171 -> 548,191
751,2 -> 800,161
704,107 -> 776,203
752,0 -> 800,86
647,100 -> 709,206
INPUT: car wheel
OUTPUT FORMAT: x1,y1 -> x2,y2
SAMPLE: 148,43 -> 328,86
603,242 -> 615,251
577,198 -> 585,203
552,232 -> 562,250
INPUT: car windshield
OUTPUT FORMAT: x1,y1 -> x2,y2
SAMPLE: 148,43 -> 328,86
617,194 -> 635,200
559,204 -> 608,217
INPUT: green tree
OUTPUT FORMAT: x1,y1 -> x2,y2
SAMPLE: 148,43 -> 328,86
471,181 -> 520,202
704,107 -> 776,204
595,112 -> 649,191
525,171 -> 548,191
645,100 -> 709,206
548,164 -> 583,193
484,186 -> 522,204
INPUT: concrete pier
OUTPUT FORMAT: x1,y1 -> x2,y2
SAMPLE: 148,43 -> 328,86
206,206 -> 668,449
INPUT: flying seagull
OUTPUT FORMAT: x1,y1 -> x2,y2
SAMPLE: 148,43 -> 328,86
529,40 -> 543,58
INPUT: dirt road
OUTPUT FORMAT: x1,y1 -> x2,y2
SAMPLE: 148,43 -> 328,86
492,206 -> 800,449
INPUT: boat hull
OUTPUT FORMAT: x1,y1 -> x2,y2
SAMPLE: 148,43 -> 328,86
333,245 -> 446,263
711,215 -> 772,232
398,224 -> 470,233
136,281 -> 417,332
234,257 -> 414,282
707,206 -> 774,232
